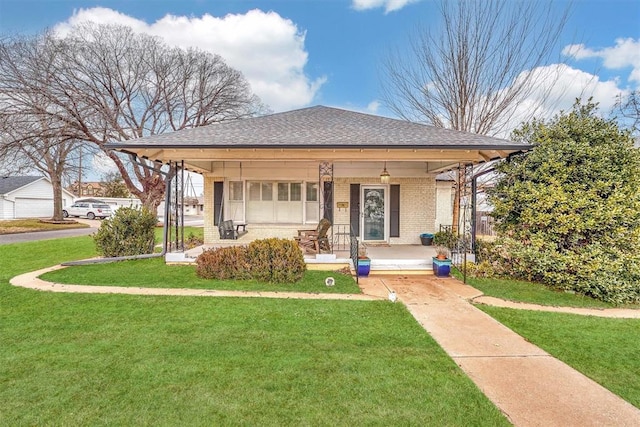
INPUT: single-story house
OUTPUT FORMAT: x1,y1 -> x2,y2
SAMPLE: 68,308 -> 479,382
109,106 -> 529,248
0,176 -> 75,219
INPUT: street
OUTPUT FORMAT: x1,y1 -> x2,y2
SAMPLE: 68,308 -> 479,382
0,216 -> 204,245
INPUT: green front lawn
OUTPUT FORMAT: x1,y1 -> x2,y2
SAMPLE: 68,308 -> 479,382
154,225 -> 204,243
42,258 -> 361,294
479,306 -> 640,408
0,237 -> 508,425
454,270 -> 634,309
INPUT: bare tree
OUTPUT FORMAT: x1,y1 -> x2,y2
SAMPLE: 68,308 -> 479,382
613,90 -> 640,138
0,34 -> 82,221
381,0 -> 571,231
0,23 -> 265,211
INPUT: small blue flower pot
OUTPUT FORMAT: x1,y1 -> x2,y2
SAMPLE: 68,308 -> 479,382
432,257 -> 451,277
357,257 -> 371,277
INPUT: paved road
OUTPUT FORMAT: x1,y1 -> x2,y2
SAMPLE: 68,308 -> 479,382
0,219 -> 100,245
0,216 -> 204,245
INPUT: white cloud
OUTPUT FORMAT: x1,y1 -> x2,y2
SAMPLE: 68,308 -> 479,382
563,38 -> 640,85
496,63 -> 627,137
352,0 -> 421,13
366,100 -> 381,113
54,7 -> 325,112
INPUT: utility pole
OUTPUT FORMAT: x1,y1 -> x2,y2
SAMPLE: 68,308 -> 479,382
77,146 -> 82,197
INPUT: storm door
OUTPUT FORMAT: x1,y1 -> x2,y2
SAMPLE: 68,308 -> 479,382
361,186 -> 388,242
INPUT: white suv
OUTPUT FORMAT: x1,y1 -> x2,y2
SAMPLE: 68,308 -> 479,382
63,201 -> 112,220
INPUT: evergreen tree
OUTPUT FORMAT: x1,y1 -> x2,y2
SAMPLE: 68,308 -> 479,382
489,100 -> 640,303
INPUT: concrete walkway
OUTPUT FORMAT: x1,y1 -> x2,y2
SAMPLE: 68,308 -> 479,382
359,276 -> 640,427
10,267 -> 640,426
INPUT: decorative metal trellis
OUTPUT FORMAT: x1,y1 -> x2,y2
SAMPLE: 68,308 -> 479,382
166,160 -> 185,253
452,163 -> 474,282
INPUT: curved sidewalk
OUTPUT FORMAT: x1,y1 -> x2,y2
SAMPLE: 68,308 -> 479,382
9,265 -> 381,301
10,266 -> 640,426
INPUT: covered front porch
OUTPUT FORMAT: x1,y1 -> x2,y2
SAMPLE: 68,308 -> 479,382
109,105 -> 530,264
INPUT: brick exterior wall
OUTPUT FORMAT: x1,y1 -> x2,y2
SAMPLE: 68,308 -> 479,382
203,175 -> 437,245
333,177 -> 436,245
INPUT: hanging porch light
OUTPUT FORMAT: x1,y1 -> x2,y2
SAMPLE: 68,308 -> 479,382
380,161 -> 391,184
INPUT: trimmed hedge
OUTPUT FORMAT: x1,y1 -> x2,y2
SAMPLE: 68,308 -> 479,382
196,238 -> 306,283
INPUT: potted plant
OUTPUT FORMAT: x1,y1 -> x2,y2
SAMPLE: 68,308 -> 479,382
419,233 -> 434,246
357,244 -> 371,277
432,246 -> 451,277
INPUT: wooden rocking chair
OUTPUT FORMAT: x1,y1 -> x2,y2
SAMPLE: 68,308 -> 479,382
295,218 -> 332,254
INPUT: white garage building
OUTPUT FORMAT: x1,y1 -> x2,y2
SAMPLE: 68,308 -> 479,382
0,176 -> 75,219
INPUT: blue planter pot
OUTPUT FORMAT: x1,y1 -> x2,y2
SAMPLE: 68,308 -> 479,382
432,257 -> 451,277
357,258 -> 371,277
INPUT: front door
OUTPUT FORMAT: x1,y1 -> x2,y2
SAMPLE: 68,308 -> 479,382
361,186 -> 388,242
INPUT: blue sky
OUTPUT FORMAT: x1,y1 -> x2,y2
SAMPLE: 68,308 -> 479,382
1,0 -> 638,116
0,0 -> 638,184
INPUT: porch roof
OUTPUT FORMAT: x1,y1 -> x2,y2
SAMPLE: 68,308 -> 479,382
108,105 -> 530,171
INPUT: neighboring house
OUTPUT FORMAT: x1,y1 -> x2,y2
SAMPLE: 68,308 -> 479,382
0,176 -> 75,219
67,181 -> 107,198
183,197 -> 204,216
109,106 -> 530,246
435,176 -> 455,232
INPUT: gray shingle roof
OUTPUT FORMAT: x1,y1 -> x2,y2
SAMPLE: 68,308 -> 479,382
0,176 -> 43,195
108,105 -> 528,151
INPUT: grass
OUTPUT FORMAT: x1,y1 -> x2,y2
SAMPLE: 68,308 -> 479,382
42,258 -> 362,294
453,269 -> 636,309
153,225 -> 203,243
478,305 -> 640,408
0,218 -> 89,234
0,237 -> 508,425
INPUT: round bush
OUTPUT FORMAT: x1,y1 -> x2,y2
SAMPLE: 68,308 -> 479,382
93,207 -> 157,257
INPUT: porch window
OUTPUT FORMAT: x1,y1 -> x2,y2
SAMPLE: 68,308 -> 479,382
261,183 -> 273,201
228,181 -> 244,222
277,183 -> 289,201
229,181 -> 243,201
246,181 -> 303,223
305,182 -> 319,223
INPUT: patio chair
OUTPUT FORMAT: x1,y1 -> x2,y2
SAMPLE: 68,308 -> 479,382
295,218 -> 332,254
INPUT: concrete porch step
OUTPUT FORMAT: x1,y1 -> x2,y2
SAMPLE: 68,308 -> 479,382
369,259 -> 434,275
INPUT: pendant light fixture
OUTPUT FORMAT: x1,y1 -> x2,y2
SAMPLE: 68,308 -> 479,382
380,161 -> 390,184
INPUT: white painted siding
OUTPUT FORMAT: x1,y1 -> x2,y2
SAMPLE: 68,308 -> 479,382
10,178 -> 52,200
435,180 -> 454,231
0,199 -> 14,220
2,178 -> 75,219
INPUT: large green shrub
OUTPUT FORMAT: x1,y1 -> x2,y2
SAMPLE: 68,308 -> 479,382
433,231 -> 457,248
488,100 -> 640,304
93,207 -> 157,257
195,238 -> 306,283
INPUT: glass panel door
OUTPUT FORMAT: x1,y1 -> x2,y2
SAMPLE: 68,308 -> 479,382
361,186 -> 387,241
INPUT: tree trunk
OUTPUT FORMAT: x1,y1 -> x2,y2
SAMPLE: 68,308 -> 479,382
138,174 -> 166,215
50,175 -> 65,221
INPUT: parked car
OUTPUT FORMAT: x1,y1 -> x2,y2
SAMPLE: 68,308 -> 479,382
63,201 -> 112,220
